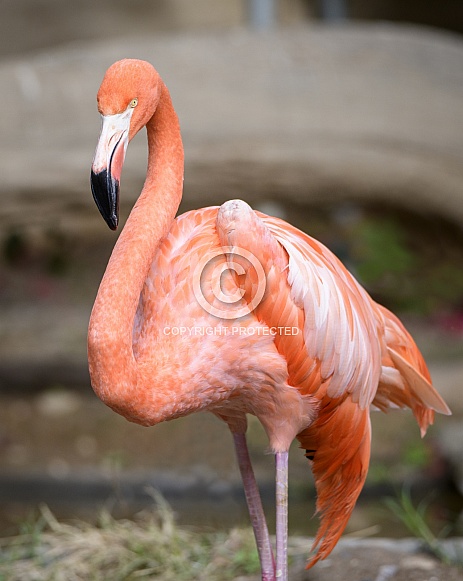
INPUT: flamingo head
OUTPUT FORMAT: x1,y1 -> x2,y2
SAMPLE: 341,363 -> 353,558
91,59 -> 161,229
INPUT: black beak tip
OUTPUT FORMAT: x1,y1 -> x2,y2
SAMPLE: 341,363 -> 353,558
91,169 -> 120,231
108,216 -> 118,231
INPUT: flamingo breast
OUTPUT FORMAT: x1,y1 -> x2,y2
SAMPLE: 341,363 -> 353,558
129,206 -> 316,446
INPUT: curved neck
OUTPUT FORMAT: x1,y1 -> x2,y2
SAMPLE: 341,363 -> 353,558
88,82 -> 184,417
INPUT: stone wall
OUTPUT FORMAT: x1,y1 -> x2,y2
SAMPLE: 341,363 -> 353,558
2,1 -> 463,59
0,0 -> 307,58
1,25 -> 462,235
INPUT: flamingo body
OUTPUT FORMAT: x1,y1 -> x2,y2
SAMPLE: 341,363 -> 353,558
88,59 -> 450,578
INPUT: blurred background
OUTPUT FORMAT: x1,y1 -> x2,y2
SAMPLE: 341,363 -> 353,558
0,0 -> 462,540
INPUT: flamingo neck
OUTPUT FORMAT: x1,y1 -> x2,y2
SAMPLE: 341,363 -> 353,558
88,82 -> 184,419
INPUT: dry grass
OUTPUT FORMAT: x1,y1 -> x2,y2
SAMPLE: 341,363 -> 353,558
1,495 -> 462,581
0,493 -> 261,581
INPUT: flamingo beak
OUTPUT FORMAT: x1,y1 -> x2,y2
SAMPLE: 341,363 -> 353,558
90,110 -> 133,230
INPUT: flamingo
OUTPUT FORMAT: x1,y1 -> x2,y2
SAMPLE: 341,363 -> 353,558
88,59 -> 451,580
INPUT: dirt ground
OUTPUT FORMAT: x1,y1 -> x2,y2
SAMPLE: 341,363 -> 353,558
284,537 -> 463,581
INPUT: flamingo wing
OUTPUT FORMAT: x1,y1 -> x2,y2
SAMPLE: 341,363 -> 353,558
262,214 -> 383,407
215,201 -> 381,567
217,202 -> 449,569
258,215 -> 380,567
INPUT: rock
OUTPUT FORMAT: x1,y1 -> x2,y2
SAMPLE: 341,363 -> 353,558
400,554 -> 437,570
286,537 -> 463,581
1,25 -> 463,235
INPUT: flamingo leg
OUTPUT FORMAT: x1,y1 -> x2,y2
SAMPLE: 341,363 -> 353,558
233,432 -> 276,581
275,451 -> 289,581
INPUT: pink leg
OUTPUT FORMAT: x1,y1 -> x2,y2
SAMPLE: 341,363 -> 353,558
233,432 -> 275,581
275,451 -> 289,581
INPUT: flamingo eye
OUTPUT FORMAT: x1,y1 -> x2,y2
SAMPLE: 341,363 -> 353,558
129,98 -> 138,108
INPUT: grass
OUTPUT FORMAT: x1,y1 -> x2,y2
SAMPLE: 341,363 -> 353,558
0,493 -> 261,581
1,489 -> 461,579
384,487 -> 462,566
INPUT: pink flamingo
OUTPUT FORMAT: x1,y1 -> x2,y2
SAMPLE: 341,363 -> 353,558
88,59 -> 450,580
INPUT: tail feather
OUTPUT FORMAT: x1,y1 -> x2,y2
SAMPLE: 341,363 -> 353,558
294,308 -> 450,569
375,305 -> 451,436
387,348 -> 451,417
298,399 -> 371,569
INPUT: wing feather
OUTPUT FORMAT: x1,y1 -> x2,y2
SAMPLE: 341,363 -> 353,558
262,215 -> 382,406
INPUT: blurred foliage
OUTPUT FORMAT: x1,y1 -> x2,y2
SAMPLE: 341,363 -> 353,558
1,227 -> 69,276
2,200 -> 463,320
365,461 -> 390,484
384,487 -> 459,565
401,441 -> 432,469
2,231 -> 28,266
0,226 -> 75,305
290,201 -> 463,317
352,212 -> 463,315
353,219 -> 415,286
43,229 -> 69,276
